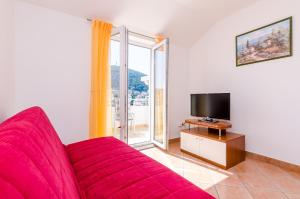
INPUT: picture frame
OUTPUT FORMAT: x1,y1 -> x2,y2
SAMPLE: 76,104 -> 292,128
236,17 -> 293,67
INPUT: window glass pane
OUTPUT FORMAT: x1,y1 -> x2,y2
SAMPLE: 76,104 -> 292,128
127,33 -> 152,145
154,45 -> 166,144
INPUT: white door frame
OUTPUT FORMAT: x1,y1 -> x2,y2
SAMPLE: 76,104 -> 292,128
112,26 -> 128,143
151,38 -> 169,150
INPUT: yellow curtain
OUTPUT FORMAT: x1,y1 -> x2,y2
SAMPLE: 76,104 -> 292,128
89,20 -> 113,138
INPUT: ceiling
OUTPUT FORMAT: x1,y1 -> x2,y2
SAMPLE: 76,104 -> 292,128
20,0 -> 259,47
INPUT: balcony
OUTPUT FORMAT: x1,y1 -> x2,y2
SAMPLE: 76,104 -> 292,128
112,103 -> 150,145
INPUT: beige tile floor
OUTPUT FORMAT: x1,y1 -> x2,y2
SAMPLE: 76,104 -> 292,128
141,142 -> 300,199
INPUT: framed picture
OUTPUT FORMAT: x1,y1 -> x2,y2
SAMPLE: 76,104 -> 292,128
236,17 -> 292,66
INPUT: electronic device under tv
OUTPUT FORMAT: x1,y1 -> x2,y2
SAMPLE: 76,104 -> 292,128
191,93 -> 230,122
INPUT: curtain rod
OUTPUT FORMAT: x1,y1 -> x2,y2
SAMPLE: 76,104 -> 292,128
86,18 -> 155,40
86,18 -> 116,28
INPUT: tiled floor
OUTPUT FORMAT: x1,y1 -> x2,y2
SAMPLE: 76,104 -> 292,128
141,142 -> 300,199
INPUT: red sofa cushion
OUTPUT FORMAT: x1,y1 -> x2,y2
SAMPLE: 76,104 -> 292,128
0,107 -> 214,198
0,107 -> 81,199
66,137 -> 214,199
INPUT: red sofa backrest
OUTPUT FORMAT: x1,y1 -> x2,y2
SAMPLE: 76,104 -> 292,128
0,107 -> 81,199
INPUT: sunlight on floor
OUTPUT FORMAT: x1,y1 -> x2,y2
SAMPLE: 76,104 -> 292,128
141,147 -> 230,198
141,142 -> 300,199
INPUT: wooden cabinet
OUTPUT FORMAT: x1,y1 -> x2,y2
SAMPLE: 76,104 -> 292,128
180,128 -> 245,169
198,137 -> 226,166
181,132 -> 200,155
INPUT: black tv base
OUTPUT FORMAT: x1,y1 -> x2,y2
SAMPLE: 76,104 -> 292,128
198,119 -> 219,123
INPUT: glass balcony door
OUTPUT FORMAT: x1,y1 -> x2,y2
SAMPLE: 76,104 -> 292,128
110,26 -> 128,143
151,39 -> 169,150
110,27 -> 169,148
127,32 -> 153,145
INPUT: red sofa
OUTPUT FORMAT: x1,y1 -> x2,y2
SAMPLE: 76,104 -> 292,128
0,107 -> 214,199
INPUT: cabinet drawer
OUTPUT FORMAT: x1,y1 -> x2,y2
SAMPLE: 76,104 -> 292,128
198,137 -> 226,166
180,132 -> 199,155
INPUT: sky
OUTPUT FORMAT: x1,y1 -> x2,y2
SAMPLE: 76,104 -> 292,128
110,40 -> 151,75
110,40 -> 166,89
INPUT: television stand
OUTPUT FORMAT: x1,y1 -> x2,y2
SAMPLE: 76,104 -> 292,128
185,119 -> 232,137
180,127 -> 245,169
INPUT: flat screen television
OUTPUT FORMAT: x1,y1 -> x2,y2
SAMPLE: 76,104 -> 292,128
191,93 -> 230,120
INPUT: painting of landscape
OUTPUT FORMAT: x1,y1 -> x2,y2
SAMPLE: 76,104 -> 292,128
236,17 -> 292,66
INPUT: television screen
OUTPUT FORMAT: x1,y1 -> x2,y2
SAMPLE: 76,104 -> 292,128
191,93 -> 230,120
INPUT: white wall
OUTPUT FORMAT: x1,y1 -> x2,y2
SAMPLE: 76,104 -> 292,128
168,43 -> 190,139
12,1 -> 189,144
0,0 -> 14,121
189,0 -> 300,165
14,1 -> 90,144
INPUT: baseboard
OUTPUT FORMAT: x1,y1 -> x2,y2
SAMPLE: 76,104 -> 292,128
168,137 -> 180,143
246,151 -> 300,173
